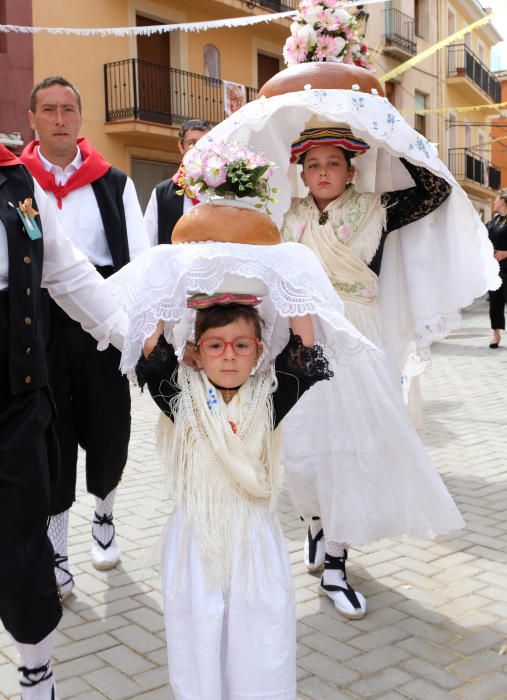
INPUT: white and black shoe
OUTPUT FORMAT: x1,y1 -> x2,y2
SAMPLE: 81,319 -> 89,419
319,551 -> 366,620
54,553 -> 74,601
304,517 -> 326,572
91,511 -> 120,570
19,659 -> 56,699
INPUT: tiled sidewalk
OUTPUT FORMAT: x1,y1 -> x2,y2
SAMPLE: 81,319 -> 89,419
1,298 -> 507,699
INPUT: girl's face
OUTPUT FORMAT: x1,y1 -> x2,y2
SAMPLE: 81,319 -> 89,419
301,145 -> 355,212
195,318 -> 263,389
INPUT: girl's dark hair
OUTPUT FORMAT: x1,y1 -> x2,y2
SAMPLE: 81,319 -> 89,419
300,146 -> 353,168
194,304 -> 263,343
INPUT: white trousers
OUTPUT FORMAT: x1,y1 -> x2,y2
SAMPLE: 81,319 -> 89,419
161,511 -> 296,700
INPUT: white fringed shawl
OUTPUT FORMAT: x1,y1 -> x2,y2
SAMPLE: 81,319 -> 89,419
157,366 -> 282,592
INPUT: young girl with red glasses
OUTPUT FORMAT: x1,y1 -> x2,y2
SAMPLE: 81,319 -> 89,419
136,299 -> 332,700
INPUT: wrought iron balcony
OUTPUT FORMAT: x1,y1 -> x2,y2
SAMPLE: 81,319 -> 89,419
247,0 -> 299,10
447,44 -> 501,103
448,148 -> 501,191
104,59 -> 258,127
383,7 -> 416,56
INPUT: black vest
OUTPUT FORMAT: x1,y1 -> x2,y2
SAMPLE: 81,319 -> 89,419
0,164 -> 48,395
91,166 -> 130,270
50,166 -> 131,326
155,179 -> 183,244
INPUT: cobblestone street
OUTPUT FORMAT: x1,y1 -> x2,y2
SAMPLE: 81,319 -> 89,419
1,297 -> 507,699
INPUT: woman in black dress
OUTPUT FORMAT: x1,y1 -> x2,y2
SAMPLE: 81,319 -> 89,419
487,189 -> 507,348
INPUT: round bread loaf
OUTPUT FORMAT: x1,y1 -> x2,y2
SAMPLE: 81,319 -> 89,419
171,202 -> 281,245
258,62 -> 384,98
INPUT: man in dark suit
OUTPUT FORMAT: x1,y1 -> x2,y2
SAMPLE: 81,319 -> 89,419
0,143 -> 127,700
144,119 -> 210,244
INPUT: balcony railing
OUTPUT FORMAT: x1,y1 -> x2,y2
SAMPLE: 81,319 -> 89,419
448,148 -> 501,190
104,59 -> 258,126
254,0 -> 299,9
384,7 -> 416,55
447,44 -> 501,103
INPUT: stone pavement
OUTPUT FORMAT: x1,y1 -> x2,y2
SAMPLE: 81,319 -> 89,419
1,297 -> 507,699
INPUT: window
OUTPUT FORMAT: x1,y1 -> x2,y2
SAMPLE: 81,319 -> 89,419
414,91 -> 427,136
385,81 -> 397,108
204,44 -> 220,80
414,0 -> 429,39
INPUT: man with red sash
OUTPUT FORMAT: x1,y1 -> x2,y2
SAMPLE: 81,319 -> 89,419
144,119 -> 210,244
21,76 -> 148,598
0,143 -> 128,699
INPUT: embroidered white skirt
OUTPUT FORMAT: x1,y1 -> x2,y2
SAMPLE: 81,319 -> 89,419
161,510 -> 296,700
281,346 -> 464,545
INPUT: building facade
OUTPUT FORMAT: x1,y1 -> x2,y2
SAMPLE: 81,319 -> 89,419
9,0 -> 502,213
31,0 -> 292,208
0,0 -> 34,152
364,0 -> 502,219
492,70 -> 507,189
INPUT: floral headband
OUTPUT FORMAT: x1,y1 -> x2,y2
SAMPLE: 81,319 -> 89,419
187,293 -> 262,310
290,127 -> 370,164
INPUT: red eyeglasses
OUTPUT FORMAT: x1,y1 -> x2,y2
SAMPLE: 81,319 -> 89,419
197,336 -> 260,357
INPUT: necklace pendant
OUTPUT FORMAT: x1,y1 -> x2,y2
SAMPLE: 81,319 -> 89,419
318,210 -> 329,225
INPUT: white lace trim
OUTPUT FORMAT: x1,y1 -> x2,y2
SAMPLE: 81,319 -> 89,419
105,241 -> 383,380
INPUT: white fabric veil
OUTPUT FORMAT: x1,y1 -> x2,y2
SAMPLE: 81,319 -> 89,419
193,88 -> 500,370
104,240 -> 379,378
105,238 -> 464,544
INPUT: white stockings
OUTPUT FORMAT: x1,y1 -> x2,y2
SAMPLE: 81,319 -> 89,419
14,631 -> 55,700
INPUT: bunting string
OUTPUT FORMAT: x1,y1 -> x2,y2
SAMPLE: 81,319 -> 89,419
0,0 -> 380,37
381,8 -> 503,82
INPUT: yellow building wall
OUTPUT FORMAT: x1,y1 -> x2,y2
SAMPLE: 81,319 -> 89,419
32,0 -> 288,174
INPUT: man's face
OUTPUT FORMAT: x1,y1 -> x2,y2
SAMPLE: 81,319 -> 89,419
178,128 -> 209,156
28,84 -> 82,159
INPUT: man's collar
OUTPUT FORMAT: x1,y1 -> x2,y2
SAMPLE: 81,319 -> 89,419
37,145 -> 82,173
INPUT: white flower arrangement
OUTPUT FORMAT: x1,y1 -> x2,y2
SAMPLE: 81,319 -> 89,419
178,143 -> 279,214
283,0 -> 372,70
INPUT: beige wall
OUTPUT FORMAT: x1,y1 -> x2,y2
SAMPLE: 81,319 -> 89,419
32,0 -> 288,176
365,0 -> 501,216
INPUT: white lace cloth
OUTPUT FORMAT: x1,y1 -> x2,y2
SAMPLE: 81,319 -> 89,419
194,88 -> 500,366
105,241 -> 380,378
107,240 -> 464,544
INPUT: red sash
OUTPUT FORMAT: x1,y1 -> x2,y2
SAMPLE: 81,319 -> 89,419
0,144 -> 22,166
21,137 -> 111,208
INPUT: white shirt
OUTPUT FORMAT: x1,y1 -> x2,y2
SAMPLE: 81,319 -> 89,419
37,146 -> 149,265
144,184 -> 196,246
0,180 -> 127,349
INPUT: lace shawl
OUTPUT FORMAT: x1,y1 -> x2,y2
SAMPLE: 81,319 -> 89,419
281,188 -> 386,304
157,365 -> 282,593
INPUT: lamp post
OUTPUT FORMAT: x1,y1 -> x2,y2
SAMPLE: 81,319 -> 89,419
355,4 -> 370,39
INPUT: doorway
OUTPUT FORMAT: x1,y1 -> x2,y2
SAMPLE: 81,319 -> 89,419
136,15 -> 171,123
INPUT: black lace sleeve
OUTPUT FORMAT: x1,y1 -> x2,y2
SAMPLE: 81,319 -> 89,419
135,335 -> 180,420
381,158 -> 451,234
272,331 -> 333,428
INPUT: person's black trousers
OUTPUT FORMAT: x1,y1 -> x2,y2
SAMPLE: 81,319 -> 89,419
47,303 -> 131,515
489,272 -> 507,330
0,292 -> 61,643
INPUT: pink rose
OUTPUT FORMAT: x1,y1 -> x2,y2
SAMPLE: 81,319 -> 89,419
336,223 -> 351,240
